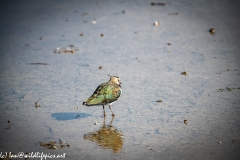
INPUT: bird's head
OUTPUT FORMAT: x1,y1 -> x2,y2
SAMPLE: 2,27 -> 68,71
108,75 -> 121,85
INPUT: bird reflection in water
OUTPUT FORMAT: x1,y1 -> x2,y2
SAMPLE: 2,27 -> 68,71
84,116 -> 123,153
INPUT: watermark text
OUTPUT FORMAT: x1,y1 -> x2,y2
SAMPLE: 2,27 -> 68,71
0,152 -> 66,160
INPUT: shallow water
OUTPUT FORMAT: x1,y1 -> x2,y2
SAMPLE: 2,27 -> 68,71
0,0 -> 240,160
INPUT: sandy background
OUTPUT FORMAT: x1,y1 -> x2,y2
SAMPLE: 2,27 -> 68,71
0,0 -> 240,159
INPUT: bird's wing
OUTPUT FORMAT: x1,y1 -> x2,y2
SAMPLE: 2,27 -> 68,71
84,83 -> 108,105
84,82 -> 121,105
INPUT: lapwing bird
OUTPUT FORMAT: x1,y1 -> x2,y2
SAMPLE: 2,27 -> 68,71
83,76 -> 122,116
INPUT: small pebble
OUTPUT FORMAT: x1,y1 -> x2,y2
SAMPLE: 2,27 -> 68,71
181,71 -> 188,75
150,2 -> 155,6
95,121 -> 99,125
209,28 -> 215,34
100,34 -> 104,37
184,119 -> 187,125
153,21 -> 159,26
156,100 -> 162,103
99,66 -> 103,70
35,102 -> 41,108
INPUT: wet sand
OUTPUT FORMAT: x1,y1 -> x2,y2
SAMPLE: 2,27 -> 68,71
0,0 -> 240,159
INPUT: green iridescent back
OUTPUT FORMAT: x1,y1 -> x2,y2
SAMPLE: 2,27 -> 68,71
84,81 -> 122,106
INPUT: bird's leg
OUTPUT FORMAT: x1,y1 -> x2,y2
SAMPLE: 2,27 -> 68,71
102,105 -> 106,117
109,115 -> 115,127
109,105 -> 115,116
103,115 -> 106,127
